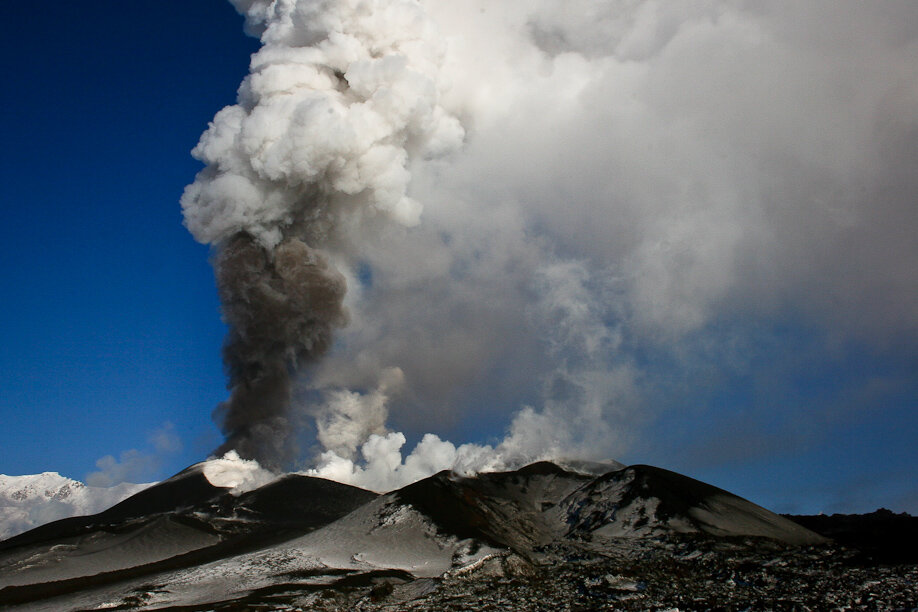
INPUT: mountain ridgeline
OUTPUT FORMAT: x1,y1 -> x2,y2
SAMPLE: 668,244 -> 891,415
0,460 -> 913,611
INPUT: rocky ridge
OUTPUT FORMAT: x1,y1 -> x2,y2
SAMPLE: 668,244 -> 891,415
0,460 -> 914,611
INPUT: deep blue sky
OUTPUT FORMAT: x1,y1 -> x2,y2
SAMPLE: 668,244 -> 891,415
0,1 -> 257,479
1,2 -> 915,515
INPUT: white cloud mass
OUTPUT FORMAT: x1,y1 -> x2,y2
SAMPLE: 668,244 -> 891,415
187,0 -> 918,491
86,422 -> 183,487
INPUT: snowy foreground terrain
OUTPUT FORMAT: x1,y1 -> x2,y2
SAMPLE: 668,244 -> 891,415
0,458 -> 915,611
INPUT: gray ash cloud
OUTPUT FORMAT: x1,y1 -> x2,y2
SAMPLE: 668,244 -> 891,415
212,233 -> 347,468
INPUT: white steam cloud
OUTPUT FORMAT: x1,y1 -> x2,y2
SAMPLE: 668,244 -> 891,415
186,1 -> 918,490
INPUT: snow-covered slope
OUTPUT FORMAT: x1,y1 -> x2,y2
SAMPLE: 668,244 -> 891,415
0,460 -> 831,611
558,465 -> 827,545
0,473 -> 151,541
0,516 -> 222,589
118,493 -> 503,610
0,483 -> 501,610
0,462 -> 380,608
393,461 -> 596,554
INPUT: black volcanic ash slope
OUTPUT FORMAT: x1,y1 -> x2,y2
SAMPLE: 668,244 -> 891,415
394,461 -> 825,555
394,461 -> 595,553
0,465 -> 377,603
234,473 -> 378,527
1,460 -> 834,610
559,464 -> 827,545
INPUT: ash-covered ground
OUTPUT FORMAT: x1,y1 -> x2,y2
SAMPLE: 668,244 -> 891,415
2,460 -> 916,611
135,537 -> 917,611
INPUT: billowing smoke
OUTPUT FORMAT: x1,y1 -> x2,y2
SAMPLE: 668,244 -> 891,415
182,0 -> 463,469
210,233 -> 347,466
186,0 -> 918,488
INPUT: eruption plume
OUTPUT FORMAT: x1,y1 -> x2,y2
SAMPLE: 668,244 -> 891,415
184,0 -> 918,490
182,0 -> 463,468
212,233 -> 347,467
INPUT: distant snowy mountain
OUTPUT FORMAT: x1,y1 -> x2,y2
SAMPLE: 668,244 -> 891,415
0,472 -> 152,540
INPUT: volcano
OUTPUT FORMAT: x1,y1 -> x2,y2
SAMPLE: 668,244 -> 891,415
1,460 -> 915,611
